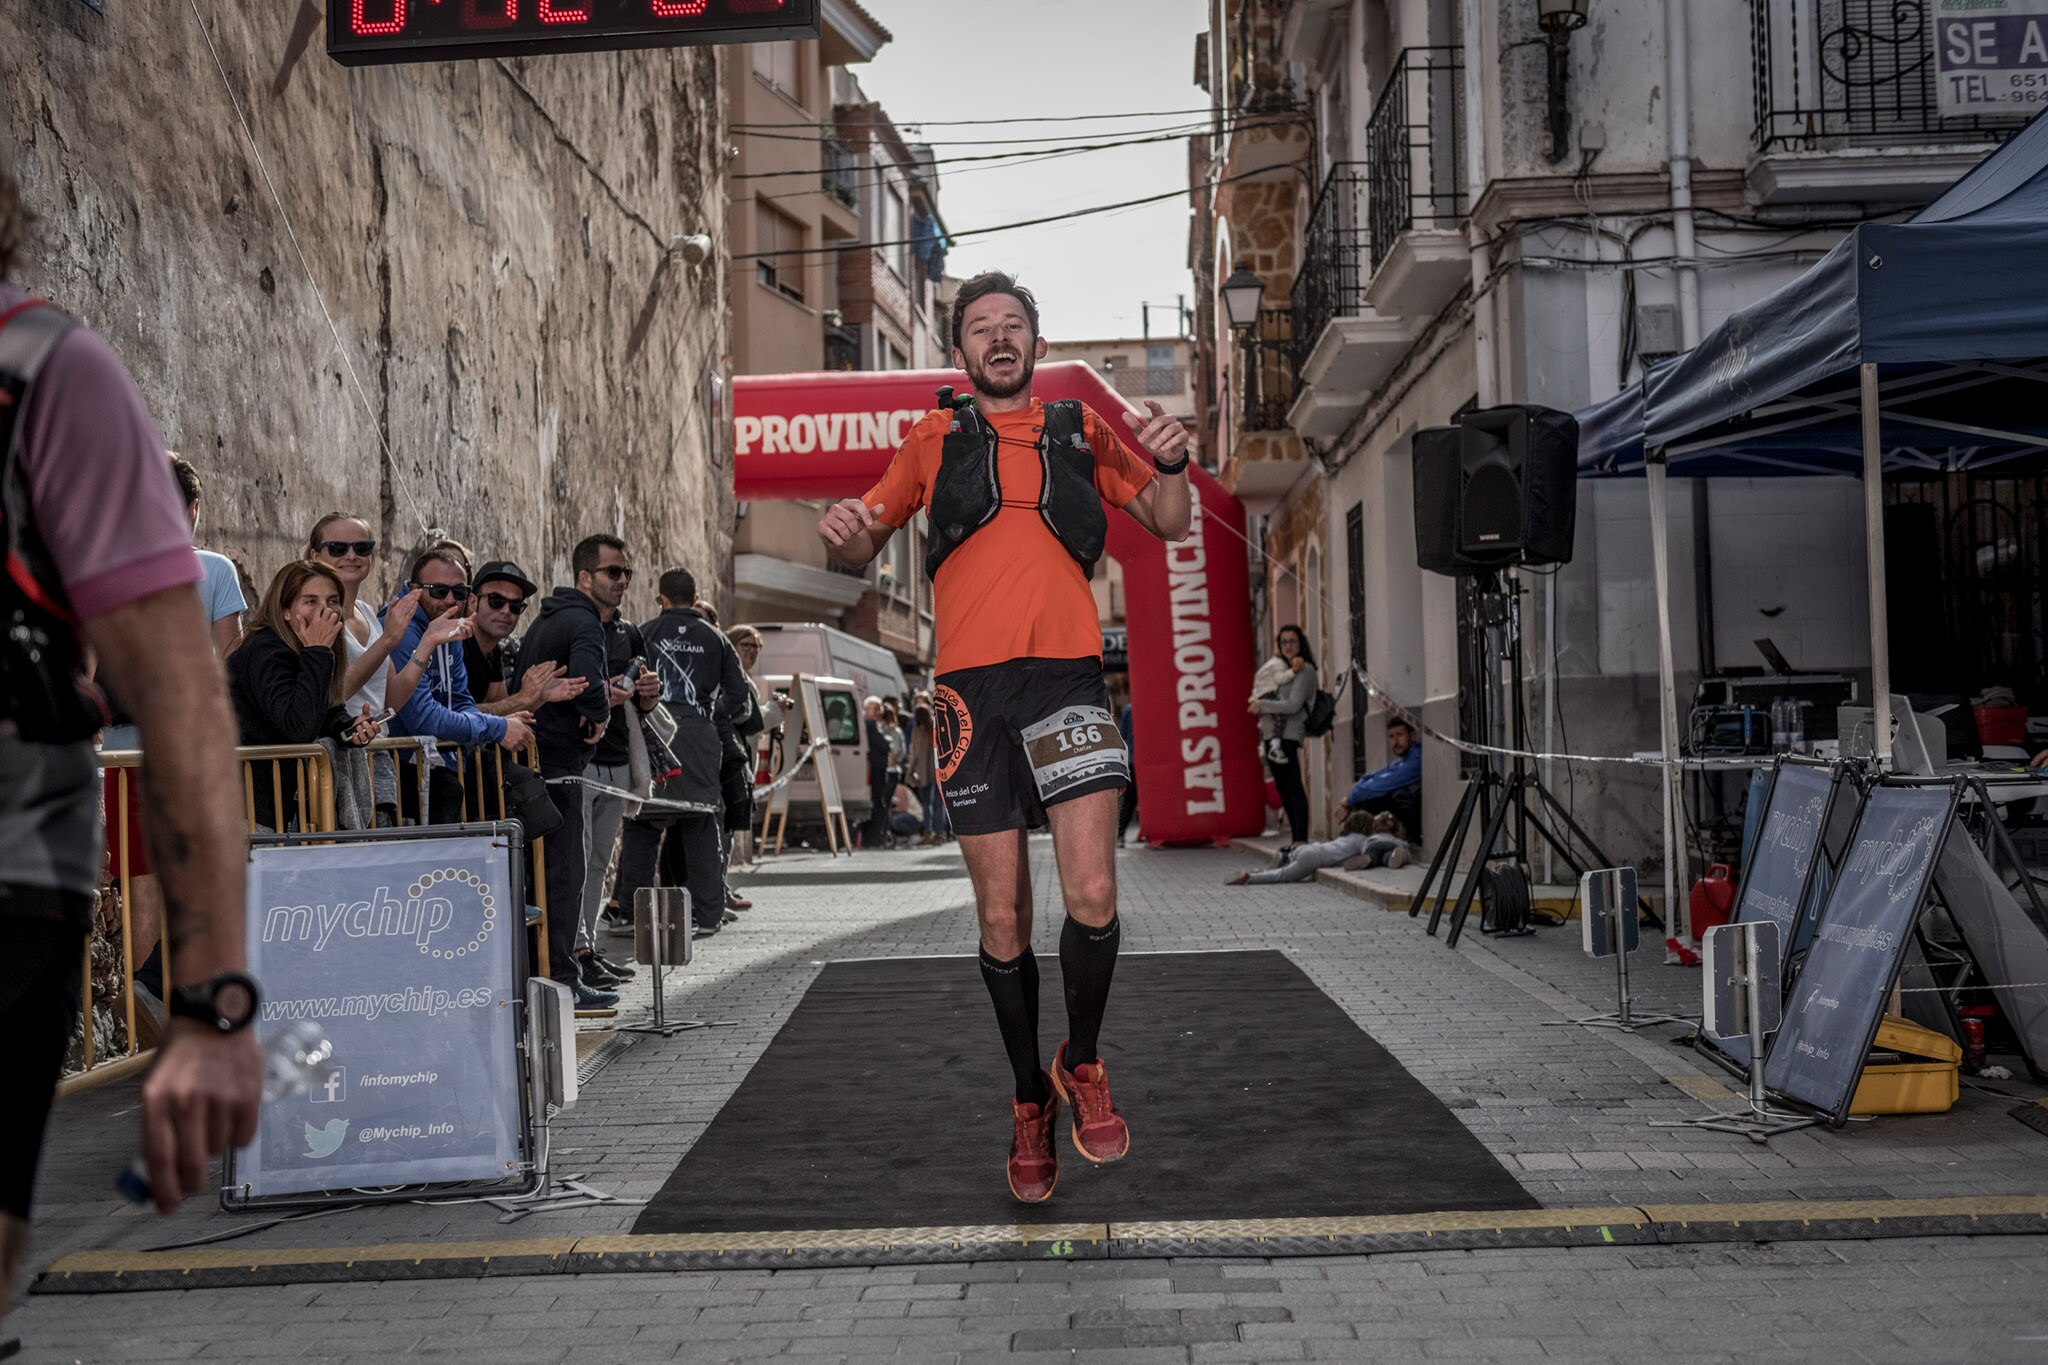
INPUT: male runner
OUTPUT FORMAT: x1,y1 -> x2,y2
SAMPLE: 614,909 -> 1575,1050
817,272 -> 1191,1202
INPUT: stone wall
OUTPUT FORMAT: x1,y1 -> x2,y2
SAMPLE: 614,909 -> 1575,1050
2,1 -> 733,609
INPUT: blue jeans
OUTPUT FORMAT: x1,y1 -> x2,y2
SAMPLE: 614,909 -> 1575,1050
919,782 -> 948,836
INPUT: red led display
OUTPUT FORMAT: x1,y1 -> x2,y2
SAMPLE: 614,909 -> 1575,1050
329,0 -> 817,66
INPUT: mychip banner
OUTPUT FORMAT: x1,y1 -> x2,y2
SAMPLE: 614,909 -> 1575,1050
1935,1 -> 2048,117
227,826 -> 536,1206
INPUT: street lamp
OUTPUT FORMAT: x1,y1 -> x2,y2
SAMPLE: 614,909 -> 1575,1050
1537,0 -> 1588,164
1221,260 -> 1266,332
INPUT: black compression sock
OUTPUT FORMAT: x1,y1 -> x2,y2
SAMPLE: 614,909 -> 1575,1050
978,946 -> 1049,1107
1059,914 -> 1121,1069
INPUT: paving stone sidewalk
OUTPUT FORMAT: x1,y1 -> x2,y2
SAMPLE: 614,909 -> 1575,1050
13,836 -> 2048,1361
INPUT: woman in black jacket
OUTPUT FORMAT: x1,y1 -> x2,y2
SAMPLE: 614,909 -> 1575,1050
227,560 -> 375,829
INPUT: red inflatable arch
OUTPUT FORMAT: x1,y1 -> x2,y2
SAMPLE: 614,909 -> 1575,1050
733,361 -> 1264,846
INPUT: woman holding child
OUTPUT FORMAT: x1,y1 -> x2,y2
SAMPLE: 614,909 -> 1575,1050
1250,624 -> 1317,849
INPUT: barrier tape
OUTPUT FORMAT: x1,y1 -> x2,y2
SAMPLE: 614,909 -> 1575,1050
1895,981 -> 2048,994
543,738 -> 828,817
1349,664 -> 1772,772
749,737 -> 827,804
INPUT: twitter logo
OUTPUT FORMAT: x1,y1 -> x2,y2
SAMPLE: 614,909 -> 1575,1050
303,1118 -> 349,1159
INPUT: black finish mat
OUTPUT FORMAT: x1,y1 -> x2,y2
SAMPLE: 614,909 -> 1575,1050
635,950 -> 1534,1232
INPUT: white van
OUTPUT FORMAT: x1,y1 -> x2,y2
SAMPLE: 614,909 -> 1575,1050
745,622 -> 911,707
758,672 -> 873,832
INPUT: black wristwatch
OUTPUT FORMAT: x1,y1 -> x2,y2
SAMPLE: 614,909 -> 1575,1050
1153,452 -> 1190,476
166,971 -> 261,1034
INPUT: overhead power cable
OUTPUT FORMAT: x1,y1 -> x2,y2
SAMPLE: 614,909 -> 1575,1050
735,113 -> 1306,149
732,167 -> 1264,262
733,125 -> 1216,182
731,104 -> 1224,130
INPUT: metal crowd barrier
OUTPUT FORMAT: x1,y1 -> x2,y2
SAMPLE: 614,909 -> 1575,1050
79,736 -> 557,1085
460,742 -> 552,980
82,743 -> 337,1086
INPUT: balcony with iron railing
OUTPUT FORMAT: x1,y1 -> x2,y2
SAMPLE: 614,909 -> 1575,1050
1361,45 -> 1467,320
1291,163 -> 1367,373
1748,0 -> 2023,203
821,137 -> 861,238
1102,365 -> 1194,405
1277,49 -> 1458,441
824,314 -> 860,370
1223,305 -> 1311,507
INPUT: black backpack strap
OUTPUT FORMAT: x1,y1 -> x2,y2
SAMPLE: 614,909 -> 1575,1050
1041,399 -> 1091,461
0,301 -> 82,622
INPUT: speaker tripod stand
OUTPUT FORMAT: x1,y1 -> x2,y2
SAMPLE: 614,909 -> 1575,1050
1408,572 -> 1658,947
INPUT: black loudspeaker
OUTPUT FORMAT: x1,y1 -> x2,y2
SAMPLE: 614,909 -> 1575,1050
1412,405 -> 1580,574
1412,425 -> 1464,575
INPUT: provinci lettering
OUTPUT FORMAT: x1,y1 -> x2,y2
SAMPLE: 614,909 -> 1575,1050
1165,496 -> 1224,815
735,409 -> 921,457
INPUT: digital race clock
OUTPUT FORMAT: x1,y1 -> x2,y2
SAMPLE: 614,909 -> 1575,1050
328,0 -> 820,67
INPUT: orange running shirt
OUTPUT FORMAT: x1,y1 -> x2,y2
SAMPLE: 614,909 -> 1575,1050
862,399 -> 1154,675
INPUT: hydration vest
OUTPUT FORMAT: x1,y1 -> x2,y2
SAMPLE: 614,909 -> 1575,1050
0,299 -> 108,742
923,388 -> 1107,580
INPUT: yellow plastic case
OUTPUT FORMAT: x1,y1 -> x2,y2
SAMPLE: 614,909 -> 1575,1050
1848,1015 -> 1962,1116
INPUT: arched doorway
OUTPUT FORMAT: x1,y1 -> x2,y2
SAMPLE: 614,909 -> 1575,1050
734,362 -> 1265,845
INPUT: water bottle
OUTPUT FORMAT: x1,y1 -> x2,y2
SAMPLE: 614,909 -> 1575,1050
1770,697 -> 1793,753
116,1020 -> 337,1203
1788,700 -> 1807,756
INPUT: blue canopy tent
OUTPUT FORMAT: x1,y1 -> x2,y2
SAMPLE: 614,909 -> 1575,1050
1574,109 -> 2048,930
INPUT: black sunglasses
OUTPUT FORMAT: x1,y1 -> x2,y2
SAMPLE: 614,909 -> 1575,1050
594,565 -> 634,581
481,591 -> 528,615
422,583 -> 472,602
315,539 -> 377,558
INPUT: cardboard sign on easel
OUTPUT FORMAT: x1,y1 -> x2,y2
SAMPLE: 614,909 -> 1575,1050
758,674 -> 853,857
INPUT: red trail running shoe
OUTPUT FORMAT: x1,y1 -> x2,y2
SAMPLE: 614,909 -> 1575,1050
1007,1079 -> 1060,1203
1051,1041 -> 1131,1164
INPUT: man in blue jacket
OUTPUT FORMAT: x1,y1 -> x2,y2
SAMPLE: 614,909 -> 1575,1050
1338,717 -> 1421,838
387,544 -> 532,821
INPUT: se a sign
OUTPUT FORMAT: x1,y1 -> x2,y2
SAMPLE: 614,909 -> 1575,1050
330,0 -> 819,67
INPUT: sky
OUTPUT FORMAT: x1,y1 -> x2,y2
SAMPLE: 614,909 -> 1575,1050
848,0 -> 1210,343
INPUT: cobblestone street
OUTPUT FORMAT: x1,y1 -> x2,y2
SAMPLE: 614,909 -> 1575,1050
15,838 -> 2048,1361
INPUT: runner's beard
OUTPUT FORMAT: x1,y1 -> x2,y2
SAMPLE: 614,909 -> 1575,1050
969,350 -> 1034,399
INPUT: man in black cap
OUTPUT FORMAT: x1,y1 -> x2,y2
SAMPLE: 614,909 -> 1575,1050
464,559 -> 588,718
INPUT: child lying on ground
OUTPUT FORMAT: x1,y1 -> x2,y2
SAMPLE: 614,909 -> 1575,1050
1224,810 -> 1411,885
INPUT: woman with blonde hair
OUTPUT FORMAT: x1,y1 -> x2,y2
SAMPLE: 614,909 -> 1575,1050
226,560 -> 377,829
304,511 -> 430,729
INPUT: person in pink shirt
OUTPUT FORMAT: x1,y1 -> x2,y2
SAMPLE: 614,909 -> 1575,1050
0,153 -> 259,1346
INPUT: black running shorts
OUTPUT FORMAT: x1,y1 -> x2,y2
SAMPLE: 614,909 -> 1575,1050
933,656 -> 1129,836
0,914 -> 87,1219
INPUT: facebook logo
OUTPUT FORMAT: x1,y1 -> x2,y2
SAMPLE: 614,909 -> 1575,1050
310,1068 -> 346,1104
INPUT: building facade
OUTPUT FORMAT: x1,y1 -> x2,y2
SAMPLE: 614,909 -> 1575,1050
726,11 -> 950,680
1192,0 -> 2020,882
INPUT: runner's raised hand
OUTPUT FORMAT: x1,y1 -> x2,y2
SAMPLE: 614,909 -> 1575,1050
1121,400 -> 1190,466
818,498 -> 885,547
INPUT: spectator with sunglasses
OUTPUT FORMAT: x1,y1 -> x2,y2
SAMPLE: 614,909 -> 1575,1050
386,542 -> 530,822
516,534 -> 645,1008
462,559 -> 588,718
305,513 -> 428,729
